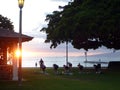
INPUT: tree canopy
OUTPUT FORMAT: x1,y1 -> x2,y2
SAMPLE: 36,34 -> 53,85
41,0 -> 120,50
0,14 -> 14,31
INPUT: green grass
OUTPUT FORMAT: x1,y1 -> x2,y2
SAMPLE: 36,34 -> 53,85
0,68 -> 120,90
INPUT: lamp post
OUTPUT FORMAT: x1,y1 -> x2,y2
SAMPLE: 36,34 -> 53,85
18,0 -> 24,85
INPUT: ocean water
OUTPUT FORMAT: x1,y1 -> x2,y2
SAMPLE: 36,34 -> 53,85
22,52 -> 120,68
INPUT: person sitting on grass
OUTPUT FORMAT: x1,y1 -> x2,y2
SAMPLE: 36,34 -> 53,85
94,64 -> 101,74
67,62 -> 72,72
77,63 -> 83,73
53,64 -> 59,74
63,65 -> 69,74
62,64 -> 73,75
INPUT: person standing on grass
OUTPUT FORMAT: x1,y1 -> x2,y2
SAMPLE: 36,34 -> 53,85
35,62 -> 37,67
39,58 -> 46,73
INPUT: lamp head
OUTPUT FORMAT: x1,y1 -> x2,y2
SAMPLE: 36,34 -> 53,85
18,0 -> 24,9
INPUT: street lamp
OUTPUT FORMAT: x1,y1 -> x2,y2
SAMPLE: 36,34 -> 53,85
18,0 -> 24,8
18,0 -> 24,85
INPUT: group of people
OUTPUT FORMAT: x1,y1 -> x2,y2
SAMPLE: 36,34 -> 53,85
52,62 -> 73,75
62,62 -> 73,74
94,63 -> 101,73
35,59 -> 85,74
53,62 -> 84,75
35,59 -> 101,74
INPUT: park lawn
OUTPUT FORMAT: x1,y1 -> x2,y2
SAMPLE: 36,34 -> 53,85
0,67 -> 120,90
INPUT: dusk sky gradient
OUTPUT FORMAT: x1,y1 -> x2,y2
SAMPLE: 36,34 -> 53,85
0,0 -> 118,58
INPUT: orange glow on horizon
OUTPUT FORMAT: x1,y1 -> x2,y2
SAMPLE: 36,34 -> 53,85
21,50 -> 104,58
21,51 -> 84,57
21,48 -> 105,58
22,50 -> 36,57
15,49 -> 35,58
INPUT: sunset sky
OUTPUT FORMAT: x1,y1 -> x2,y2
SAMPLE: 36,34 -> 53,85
0,0 -> 117,58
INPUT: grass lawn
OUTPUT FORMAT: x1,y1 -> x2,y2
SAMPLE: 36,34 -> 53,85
0,67 -> 120,90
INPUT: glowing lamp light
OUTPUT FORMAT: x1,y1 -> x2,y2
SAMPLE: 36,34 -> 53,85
18,0 -> 24,9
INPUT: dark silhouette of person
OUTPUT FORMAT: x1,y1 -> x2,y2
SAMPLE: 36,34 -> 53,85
35,62 -> 37,67
78,63 -> 83,73
67,62 -> 72,72
39,58 -> 46,73
63,65 -> 69,74
53,64 -> 59,74
94,63 -> 101,73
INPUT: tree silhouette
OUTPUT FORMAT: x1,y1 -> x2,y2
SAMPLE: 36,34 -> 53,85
41,0 -> 120,50
0,14 -> 14,31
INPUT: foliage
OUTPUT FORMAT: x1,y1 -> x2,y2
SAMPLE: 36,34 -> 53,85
41,0 -> 120,50
0,14 -> 14,57
0,14 -> 14,31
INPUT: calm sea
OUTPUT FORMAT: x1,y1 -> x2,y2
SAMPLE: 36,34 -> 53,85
22,52 -> 120,68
